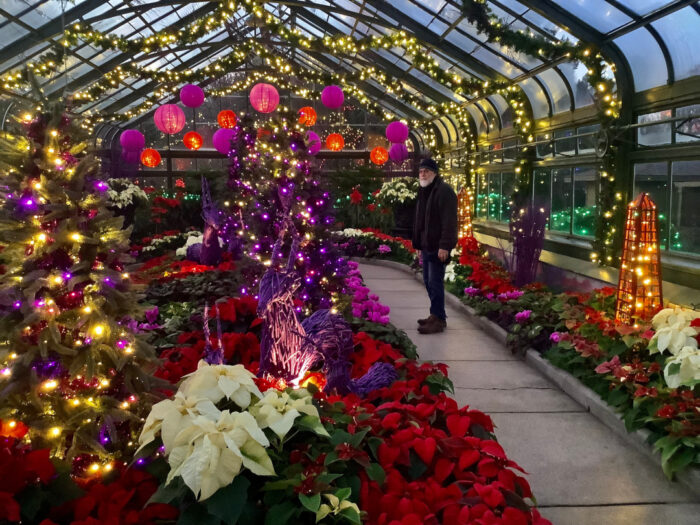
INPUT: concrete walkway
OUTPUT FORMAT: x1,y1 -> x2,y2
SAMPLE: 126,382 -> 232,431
359,262 -> 699,525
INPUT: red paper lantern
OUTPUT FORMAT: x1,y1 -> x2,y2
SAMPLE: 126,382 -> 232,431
140,148 -> 161,167
249,83 -> 279,113
370,146 -> 389,165
153,104 -> 185,134
326,133 -> 344,151
183,131 -> 203,150
298,106 -> 317,126
217,110 -> 237,128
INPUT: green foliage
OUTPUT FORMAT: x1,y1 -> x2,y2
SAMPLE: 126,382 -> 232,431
348,318 -> 418,360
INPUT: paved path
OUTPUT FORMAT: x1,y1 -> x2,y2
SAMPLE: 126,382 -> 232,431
359,262 -> 699,525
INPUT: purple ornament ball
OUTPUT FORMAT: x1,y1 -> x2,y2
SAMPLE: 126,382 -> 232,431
321,85 -> 344,110
305,130 -> 321,155
389,143 -> 409,164
180,84 -> 205,108
386,121 -> 409,143
212,128 -> 236,155
119,129 -> 145,151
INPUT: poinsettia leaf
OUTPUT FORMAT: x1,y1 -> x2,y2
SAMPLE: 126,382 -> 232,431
663,446 -> 695,479
335,487 -> 352,501
45,471 -> 84,506
207,477 -> 250,524
298,493 -> 321,513
16,485 -> 46,520
329,429 -> 352,447
503,489 -> 530,514
296,414 -> 330,437
367,437 -> 383,459
348,428 -> 369,449
366,463 -> 386,484
407,451 -> 428,480
262,479 -> 299,491
177,502 -> 220,525
149,477 -> 188,505
339,506 -> 362,524
264,501 -> 298,525
315,472 -> 343,485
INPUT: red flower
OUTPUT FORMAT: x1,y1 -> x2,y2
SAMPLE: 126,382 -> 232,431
350,188 -> 363,205
656,404 -> 677,418
0,492 -> 20,521
367,204 -> 377,212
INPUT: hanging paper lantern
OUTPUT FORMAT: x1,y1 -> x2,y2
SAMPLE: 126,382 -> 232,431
321,85 -> 344,110
389,143 -> 409,164
119,129 -> 145,152
326,133 -> 344,151
212,128 -> 236,155
183,131 -> 203,150
305,130 -> 321,155
140,148 -> 161,167
298,106 -> 317,126
386,121 -> 409,143
179,84 -> 205,108
153,104 -> 185,134
249,83 -> 280,113
370,146 -> 389,166
217,110 -> 237,128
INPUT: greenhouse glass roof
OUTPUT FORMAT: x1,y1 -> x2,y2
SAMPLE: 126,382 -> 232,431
1,0 -> 699,131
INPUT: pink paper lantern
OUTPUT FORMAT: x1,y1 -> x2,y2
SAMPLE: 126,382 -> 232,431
389,143 -> 409,164
212,128 -> 236,155
305,130 -> 321,155
119,129 -> 145,151
180,84 -> 205,108
386,121 -> 409,143
153,104 -> 185,134
321,85 -> 344,110
249,83 -> 279,113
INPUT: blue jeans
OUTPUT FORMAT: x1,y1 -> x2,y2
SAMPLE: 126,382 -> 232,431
422,251 -> 446,321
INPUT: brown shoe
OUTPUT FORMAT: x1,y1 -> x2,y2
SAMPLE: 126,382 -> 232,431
417,314 -> 434,326
418,316 -> 446,334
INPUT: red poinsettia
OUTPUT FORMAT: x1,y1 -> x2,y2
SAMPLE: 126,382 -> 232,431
350,188 -> 363,205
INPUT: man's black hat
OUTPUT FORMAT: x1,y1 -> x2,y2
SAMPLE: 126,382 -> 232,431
419,157 -> 439,174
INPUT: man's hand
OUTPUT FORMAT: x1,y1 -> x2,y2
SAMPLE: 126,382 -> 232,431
438,249 -> 449,262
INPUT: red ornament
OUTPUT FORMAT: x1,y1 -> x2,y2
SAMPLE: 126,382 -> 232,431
298,106 -> 317,126
141,148 -> 161,168
326,133 -> 344,151
350,188 -> 363,204
370,146 -> 389,165
217,110 -> 237,128
183,131 -> 203,150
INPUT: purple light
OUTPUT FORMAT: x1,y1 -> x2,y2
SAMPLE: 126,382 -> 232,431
95,181 -> 108,191
63,272 -> 72,280
12,301 -> 21,309
136,459 -> 145,466
23,198 -> 35,207
116,339 -> 128,349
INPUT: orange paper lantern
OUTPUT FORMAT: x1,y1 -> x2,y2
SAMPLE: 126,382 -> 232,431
370,146 -> 389,165
140,148 -> 161,167
298,106 -> 317,126
326,133 -> 344,151
614,193 -> 663,325
217,110 -> 237,128
183,131 -> 203,150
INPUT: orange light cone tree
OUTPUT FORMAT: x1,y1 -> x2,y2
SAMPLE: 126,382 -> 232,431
614,193 -> 663,325
457,187 -> 474,239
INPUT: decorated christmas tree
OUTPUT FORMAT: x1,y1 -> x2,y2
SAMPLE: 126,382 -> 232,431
0,103 -> 161,474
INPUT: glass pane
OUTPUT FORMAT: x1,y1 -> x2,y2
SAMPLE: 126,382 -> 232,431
488,172 -> 501,221
555,0 -> 632,33
637,110 -> 672,146
671,161 -> 700,254
488,94 -> 513,130
578,124 -> 600,154
675,104 -> 700,143
518,78 -> 549,119
533,168 -> 551,228
614,28 -> 668,92
651,7 -> 700,81
537,69 -> 571,114
466,106 -> 488,138
615,0 -> 675,15
573,166 -> 597,237
501,172 -> 515,223
477,101 -> 499,133
551,168 -> 572,233
554,129 -> 576,156
476,173 -> 489,219
634,162 -> 669,250
536,133 -> 553,158
558,62 -> 594,108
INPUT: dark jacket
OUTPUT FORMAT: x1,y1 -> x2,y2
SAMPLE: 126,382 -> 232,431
411,176 -> 458,253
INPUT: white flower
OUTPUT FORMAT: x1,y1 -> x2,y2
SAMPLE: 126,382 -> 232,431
166,411 -> 275,500
249,388 -> 321,439
444,262 -> 457,283
106,178 -> 148,208
650,324 -> 698,355
180,361 -> 263,407
652,307 -> 700,331
663,346 -> 700,389
137,391 -> 220,453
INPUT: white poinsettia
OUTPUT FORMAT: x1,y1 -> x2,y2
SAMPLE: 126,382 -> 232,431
137,391 -> 220,453
663,346 -> 700,389
249,388 -> 321,439
166,411 -> 275,500
650,324 -> 698,355
444,262 -> 457,283
651,307 -> 700,331
376,177 -> 418,205
179,361 -> 263,407
337,228 -> 368,237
